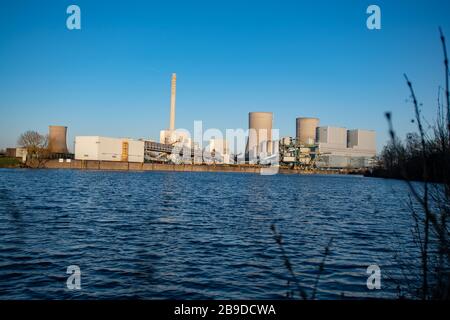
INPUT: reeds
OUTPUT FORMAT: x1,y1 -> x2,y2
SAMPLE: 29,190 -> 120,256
383,28 -> 450,300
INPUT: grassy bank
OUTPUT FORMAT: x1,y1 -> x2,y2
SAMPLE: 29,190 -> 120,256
0,157 -> 22,168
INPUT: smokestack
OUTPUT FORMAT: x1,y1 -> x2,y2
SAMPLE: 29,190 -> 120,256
170,73 -> 176,131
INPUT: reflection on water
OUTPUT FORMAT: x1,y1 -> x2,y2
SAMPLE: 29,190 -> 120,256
0,169 -> 420,299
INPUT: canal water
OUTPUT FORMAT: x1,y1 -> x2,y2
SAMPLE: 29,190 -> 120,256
0,169 -> 421,299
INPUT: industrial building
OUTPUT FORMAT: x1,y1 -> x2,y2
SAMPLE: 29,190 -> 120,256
208,138 -> 229,157
279,118 -> 376,169
10,72 -> 376,171
155,73 -> 233,164
75,136 -> 145,163
347,129 -> 377,155
316,126 -> 348,149
5,147 -> 27,161
205,138 -> 231,164
316,127 -> 376,168
6,125 -> 72,163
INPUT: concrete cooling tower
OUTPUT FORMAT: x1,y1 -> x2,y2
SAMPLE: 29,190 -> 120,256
296,117 -> 319,145
246,112 -> 273,157
48,125 -> 68,153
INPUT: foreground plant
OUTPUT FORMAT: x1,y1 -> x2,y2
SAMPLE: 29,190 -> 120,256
384,28 -> 450,300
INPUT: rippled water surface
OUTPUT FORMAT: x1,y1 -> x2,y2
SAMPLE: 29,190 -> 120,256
0,169 -> 420,299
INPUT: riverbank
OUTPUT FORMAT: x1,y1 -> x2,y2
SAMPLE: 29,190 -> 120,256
0,157 -> 21,168
363,167 -> 443,183
32,159 -> 364,175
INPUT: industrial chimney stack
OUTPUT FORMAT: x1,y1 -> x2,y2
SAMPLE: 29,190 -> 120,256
170,73 -> 176,131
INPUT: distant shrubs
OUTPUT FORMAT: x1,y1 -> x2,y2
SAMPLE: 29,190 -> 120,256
376,130 -> 449,183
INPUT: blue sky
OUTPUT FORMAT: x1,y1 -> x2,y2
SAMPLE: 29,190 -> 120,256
1,0 -> 450,152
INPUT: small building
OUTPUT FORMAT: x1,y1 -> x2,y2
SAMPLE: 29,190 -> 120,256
6,147 -> 27,160
6,148 -> 16,158
75,136 -> 144,163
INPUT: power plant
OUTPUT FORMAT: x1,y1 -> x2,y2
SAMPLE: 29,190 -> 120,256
8,72 -> 377,170
279,120 -> 376,169
74,136 -> 144,163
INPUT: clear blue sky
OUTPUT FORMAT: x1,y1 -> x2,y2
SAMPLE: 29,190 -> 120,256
1,0 -> 450,152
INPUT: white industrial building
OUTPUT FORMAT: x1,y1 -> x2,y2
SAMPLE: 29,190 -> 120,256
347,129 -> 376,156
315,126 -> 376,168
159,129 -> 192,146
75,136 -> 145,163
316,126 -> 348,155
6,147 -> 27,162
208,138 -> 231,164
208,138 -> 229,155
316,126 -> 376,156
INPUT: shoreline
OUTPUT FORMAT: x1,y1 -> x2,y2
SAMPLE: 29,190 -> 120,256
1,159 -> 368,176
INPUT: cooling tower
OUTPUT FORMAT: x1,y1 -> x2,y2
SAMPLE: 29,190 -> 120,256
247,112 -> 273,156
48,125 -> 68,153
296,117 -> 319,145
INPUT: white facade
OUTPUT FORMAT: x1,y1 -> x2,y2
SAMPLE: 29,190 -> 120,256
159,129 -> 172,144
315,126 -> 376,168
222,154 -> 232,164
316,154 -> 375,169
317,126 -> 348,155
75,136 -> 144,163
317,127 -> 376,156
208,138 -> 229,155
159,129 -> 191,146
347,129 -> 376,156
15,147 -> 27,159
317,126 -> 347,146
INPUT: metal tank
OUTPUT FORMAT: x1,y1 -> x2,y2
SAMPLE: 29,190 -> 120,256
246,112 -> 273,157
48,125 -> 68,153
296,117 -> 319,145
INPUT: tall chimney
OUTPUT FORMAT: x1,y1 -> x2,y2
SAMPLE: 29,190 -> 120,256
170,73 -> 176,131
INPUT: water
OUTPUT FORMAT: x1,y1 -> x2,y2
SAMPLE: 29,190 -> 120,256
0,169 -> 421,299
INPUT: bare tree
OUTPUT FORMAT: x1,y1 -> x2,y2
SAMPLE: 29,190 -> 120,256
17,130 -> 49,168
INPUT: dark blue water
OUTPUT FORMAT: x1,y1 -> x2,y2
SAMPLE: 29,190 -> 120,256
0,169 -> 420,299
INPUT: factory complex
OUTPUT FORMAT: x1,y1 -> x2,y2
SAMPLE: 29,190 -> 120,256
279,120 -> 376,168
7,73 -> 376,170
